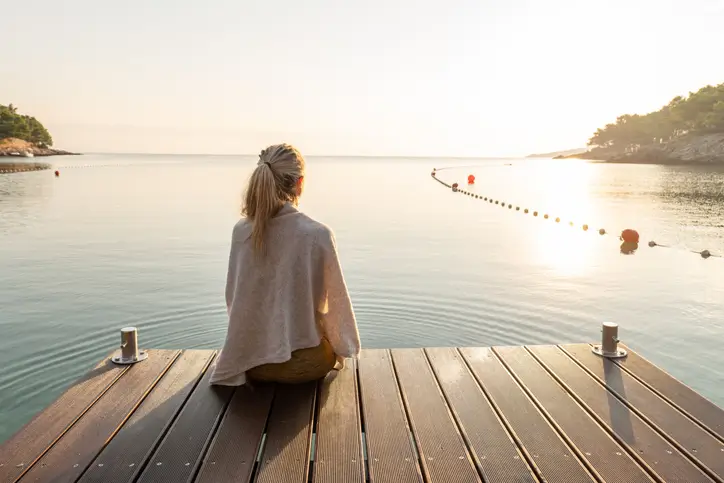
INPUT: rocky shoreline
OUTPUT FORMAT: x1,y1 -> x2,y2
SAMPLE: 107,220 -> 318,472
563,133 -> 724,165
0,137 -> 80,158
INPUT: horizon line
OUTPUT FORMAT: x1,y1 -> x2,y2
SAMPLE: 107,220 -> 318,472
80,151 -> 528,160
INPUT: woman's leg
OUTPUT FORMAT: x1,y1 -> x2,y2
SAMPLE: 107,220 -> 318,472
248,338 -> 336,384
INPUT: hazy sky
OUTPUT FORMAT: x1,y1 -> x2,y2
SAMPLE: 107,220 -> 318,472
4,0 -> 724,156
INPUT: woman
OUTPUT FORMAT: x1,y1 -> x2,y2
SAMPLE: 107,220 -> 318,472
210,144 -> 360,386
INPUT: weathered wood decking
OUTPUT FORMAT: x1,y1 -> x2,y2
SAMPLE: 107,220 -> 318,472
2,344 -> 723,483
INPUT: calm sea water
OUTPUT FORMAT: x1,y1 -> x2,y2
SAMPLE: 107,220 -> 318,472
1,154 -> 723,442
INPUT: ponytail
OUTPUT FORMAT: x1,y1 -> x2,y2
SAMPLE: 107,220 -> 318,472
242,144 -> 305,254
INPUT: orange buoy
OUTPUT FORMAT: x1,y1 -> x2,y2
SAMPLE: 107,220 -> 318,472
467,174 -> 475,184
621,229 -> 639,244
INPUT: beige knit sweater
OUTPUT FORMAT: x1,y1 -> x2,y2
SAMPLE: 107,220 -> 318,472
210,203 -> 360,386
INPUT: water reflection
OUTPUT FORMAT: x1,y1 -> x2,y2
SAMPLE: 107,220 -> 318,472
529,162 -> 598,276
620,241 -> 638,255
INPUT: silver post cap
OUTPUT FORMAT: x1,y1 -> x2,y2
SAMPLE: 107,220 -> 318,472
111,327 -> 148,365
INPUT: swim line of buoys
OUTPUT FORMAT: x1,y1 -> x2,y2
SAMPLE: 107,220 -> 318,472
431,169 -> 719,259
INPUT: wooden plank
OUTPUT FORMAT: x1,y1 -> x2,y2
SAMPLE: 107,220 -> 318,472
18,350 -> 180,483
390,349 -> 479,483
616,344 -> 724,441
494,346 -> 654,483
313,361 -> 365,483
78,350 -> 215,483
135,360 -> 234,483
528,345 -> 715,482
460,347 -> 595,482
357,349 -> 422,483
425,348 -> 536,482
195,383 -> 275,483
562,344 -> 724,480
0,351 -> 128,483
255,382 -> 317,483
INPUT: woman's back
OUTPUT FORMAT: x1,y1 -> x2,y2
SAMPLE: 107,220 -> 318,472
210,144 -> 360,386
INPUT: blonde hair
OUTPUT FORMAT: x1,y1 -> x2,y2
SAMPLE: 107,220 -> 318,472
242,144 -> 306,253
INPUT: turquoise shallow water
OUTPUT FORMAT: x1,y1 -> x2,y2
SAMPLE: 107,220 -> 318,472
1,154 -> 723,442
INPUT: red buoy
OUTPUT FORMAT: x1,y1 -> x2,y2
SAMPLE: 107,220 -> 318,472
621,229 -> 640,244
54,170 -> 60,177
467,174 -> 475,184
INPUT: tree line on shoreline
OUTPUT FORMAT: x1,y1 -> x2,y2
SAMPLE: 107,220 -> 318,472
0,104 -> 53,147
588,83 -> 724,152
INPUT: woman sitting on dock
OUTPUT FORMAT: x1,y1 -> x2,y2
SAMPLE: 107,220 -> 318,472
210,143 -> 360,386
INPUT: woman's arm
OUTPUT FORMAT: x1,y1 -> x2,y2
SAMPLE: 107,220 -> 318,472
318,228 -> 361,360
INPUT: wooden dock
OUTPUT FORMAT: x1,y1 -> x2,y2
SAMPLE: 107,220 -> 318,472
2,344 -> 723,482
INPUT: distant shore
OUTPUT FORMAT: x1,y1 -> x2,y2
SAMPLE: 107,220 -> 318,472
548,133 -> 724,166
0,137 -> 80,158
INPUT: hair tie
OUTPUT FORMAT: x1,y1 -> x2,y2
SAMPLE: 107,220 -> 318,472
264,161 -> 271,168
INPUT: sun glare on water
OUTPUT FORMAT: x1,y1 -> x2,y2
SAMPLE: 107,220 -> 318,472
524,162 -> 601,277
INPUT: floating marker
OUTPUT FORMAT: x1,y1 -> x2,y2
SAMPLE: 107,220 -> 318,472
555,217 -> 560,223
516,207 -> 520,211
544,214 -> 549,219
599,228 -> 606,235
648,241 -> 657,247
468,174 -> 475,184
583,224 -> 589,231
54,170 -> 59,177
524,209 -> 529,214
534,211 -> 538,216
621,229 -> 640,244
701,250 -> 711,259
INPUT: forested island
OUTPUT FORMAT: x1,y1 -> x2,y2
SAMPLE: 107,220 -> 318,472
0,104 -> 77,158
570,82 -> 724,164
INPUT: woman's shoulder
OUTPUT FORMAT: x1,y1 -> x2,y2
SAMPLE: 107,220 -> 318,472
296,212 -> 331,232
293,212 -> 336,244
229,212 -> 334,244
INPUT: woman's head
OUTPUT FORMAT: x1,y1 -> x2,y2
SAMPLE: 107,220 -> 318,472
243,143 -> 306,252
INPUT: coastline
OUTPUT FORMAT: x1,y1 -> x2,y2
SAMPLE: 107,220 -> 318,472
560,133 -> 724,166
0,137 -> 80,159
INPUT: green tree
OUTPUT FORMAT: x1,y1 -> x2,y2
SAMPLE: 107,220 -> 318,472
588,82 -> 724,150
0,104 -> 54,146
